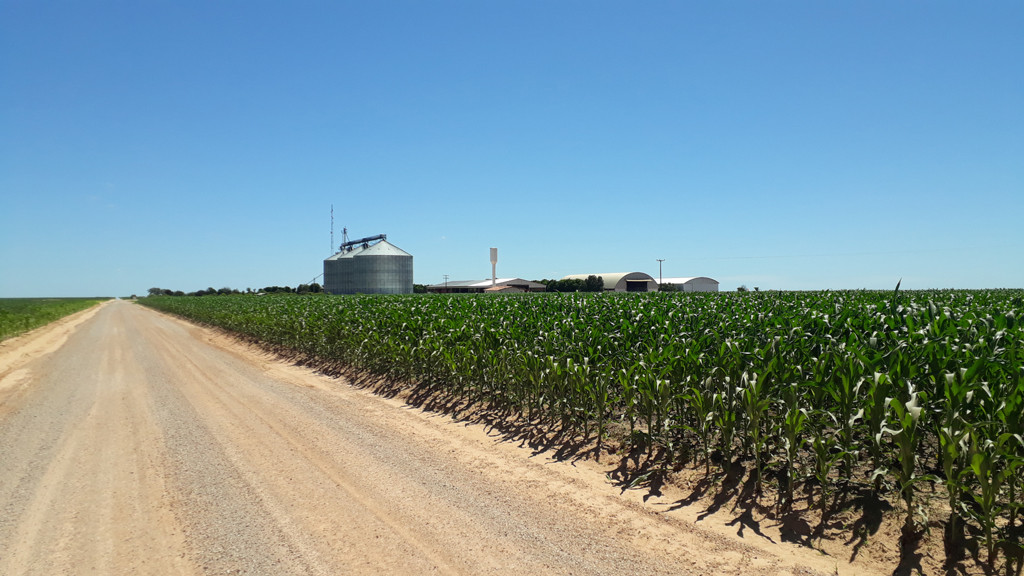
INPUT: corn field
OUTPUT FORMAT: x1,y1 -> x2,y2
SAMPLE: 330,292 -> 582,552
141,289 -> 1023,568
0,298 -> 108,341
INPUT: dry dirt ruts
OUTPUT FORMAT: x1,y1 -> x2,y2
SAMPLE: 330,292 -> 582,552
1,300 -> 894,575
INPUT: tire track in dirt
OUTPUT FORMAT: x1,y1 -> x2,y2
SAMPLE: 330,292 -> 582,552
0,302 -> 190,576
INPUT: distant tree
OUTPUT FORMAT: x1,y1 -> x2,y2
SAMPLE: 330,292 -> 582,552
413,284 -> 428,294
737,285 -> 749,292
583,275 -> 604,292
261,286 -> 296,294
546,279 -> 587,293
658,282 -> 678,292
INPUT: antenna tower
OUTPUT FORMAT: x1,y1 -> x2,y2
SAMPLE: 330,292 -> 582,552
330,205 -> 334,254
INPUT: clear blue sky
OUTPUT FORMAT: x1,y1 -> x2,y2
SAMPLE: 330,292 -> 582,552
2,1 -> 1021,296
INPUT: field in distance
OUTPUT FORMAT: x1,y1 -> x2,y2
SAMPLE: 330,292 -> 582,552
0,298 -> 110,342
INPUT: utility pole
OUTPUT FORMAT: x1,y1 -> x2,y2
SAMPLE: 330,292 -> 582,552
656,259 -> 665,285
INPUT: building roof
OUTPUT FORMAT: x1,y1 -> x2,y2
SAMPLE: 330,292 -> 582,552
484,285 -> 526,293
426,278 -> 545,290
659,276 -> 719,284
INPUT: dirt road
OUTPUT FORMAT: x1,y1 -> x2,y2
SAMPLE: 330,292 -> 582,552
0,300 -> 868,575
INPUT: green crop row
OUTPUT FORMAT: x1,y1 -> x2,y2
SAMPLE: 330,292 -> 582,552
0,298 -> 108,341
140,289 -> 1024,569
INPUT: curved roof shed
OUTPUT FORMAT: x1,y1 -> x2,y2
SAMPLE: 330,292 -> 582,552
659,276 -> 720,292
561,272 -> 658,292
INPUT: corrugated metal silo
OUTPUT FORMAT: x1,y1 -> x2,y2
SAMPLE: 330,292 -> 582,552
323,237 -> 413,294
323,245 -> 365,295
350,240 -> 413,294
337,245 -> 366,294
323,251 -> 345,295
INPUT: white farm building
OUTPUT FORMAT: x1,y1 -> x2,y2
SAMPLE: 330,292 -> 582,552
658,277 -> 719,292
561,272 -> 659,292
426,278 -> 547,294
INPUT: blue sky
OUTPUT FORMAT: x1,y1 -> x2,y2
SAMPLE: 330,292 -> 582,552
2,1 -> 1021,296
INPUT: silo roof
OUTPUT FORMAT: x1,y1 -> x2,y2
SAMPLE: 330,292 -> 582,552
324,245 -> 366,261
356,240 -> 412,257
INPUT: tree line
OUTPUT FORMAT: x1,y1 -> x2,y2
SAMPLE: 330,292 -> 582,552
147,284 -> 323,297
535,275 -> 604,293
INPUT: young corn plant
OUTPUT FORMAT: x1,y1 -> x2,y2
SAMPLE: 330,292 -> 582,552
935,368 -> 978,549
810,426 -> 843,516
961,432 -> 1021,570
643,374 -> 677,459
862,372 -> 894,492
714,374 -> 740,473
995,365 -> 1023,533
882,382 -> 930,533
828,354 -> 864,484
781,383 -> 809,508
589,366 -> 612,462
740,370 -> 772,493
687,377 -> 717,475
617,365 -> 639,439
938,421 -> 970,551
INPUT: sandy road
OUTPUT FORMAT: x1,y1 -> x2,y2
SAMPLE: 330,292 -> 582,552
0,300 -> 858,576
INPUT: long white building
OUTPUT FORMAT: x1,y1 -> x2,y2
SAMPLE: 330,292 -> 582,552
658,277 -> 719,292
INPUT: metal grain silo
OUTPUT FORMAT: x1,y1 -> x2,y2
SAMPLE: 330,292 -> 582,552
350,240 -> 413,294
324,252 -> 343,295
323,245 -> 365,295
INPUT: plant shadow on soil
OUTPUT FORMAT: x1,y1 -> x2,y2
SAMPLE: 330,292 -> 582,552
226,334 -> 1014,576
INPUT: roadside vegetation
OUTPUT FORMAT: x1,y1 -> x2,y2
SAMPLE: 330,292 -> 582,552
140,288 -> 1024,572
0,298 -> 109,341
